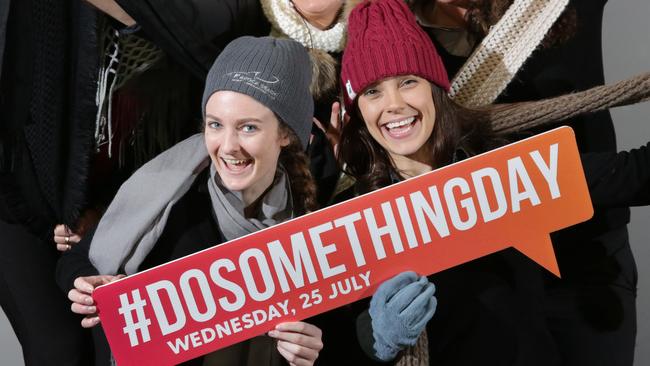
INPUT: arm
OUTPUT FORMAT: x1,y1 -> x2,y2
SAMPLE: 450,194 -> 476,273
110,0 -> 270,78
55,225 -> 101,293
56,225 -> 124,328
84,0 -> 136,26
582,142 -> 650,207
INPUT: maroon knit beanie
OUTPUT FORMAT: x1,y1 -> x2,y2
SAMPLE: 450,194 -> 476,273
341,0 -> 450,108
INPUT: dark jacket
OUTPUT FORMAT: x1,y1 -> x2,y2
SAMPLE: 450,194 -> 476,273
115,0 -> 271,80
432,0 -> 634,287
339,142 -> 650,366
0,0 -> 100,240
429,3 -> 642,360
57,173 -> 292,366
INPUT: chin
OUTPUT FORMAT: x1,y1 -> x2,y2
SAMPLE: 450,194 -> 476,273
389,146 -> 420,157
386,138 -> 427,157
216,172 -> 252,192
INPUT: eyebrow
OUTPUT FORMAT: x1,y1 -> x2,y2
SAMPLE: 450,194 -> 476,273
205,114 -> 264,123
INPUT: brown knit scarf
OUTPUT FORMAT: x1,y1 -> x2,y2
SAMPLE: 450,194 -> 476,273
396,331 -> 429,366
488,72 -> 650,133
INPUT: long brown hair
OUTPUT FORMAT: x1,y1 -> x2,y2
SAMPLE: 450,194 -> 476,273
338,83 -> 502,194
278,124 -> 319,213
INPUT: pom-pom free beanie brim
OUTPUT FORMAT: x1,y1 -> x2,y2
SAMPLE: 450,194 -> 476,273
341,0 -> 450,108
202,36 -> 313,149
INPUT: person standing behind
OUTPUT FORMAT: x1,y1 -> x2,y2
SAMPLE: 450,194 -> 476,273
0,1 -> 98,364
409,1 -> 638,363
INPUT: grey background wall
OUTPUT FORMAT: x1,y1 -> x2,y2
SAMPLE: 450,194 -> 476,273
0,1 -> 648,365
603,0 -> 650,364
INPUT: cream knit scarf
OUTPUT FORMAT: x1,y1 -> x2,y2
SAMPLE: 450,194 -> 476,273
449,0 -> 569,107
261,0 -> 346,53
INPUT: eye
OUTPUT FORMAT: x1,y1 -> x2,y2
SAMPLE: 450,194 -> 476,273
241,124 -> 258,133
362,88 -> 379,97
207,120 -> 221,129
400,78 -> 418,87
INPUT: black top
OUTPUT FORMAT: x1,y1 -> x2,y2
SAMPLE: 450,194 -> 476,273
0,0 -> 100,239
430,0 -> 638,293
339,142 -> 650,365
115,0 -> 271,80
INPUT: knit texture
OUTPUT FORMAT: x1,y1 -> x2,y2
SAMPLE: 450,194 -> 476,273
450,0 -> 569,107
396,331 -> 429,366
489,72 -> 650,133
25,0 -> 68,217
341,0 -> 450,108
261,0 -> 346,53
202,36 -> 313,149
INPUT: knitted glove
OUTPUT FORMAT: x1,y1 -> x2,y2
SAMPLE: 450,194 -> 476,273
369,271 -> 437,361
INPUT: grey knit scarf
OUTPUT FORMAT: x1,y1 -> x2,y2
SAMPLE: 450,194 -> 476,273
89,133 -> 209,275
207,164 -> 293,242
88,133 -> 296,275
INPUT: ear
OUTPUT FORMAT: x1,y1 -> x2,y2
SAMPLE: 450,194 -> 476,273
279,129 -> 291,148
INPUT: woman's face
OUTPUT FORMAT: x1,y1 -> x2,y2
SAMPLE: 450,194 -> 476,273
292,0 -> 344,30
204,91 -> 289,206
357,75 -> 436,164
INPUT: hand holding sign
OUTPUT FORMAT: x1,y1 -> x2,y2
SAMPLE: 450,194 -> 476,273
268,322 -> 323,366
69,275 -> 124,328
369,271 -> 436,361
93,127 -> 592,366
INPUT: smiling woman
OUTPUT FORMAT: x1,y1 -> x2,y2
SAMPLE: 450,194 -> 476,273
56,36 -> 323,366
204,91 -> 290,206
357,76 -> 438,177
334,0 -> 650,365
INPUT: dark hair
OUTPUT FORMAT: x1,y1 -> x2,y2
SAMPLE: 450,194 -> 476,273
278,123 -> 319,213
338,83 -> 503,194
462,0 -> 577,48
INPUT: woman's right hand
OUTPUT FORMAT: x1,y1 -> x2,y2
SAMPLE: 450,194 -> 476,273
68,275 -> 124,328
368,271 -> 437,361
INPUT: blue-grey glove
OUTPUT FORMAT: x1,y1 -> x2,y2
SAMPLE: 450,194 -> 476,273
369,271 -> 437,361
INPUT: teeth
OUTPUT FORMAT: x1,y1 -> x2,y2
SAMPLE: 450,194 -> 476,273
222,158 -> 250,165
385,117 -> 415,129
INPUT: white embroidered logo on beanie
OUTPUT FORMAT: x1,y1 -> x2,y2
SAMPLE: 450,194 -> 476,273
228,71 -> 280,99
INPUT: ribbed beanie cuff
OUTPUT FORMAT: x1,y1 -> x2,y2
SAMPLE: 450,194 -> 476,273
202,36 -> 313,149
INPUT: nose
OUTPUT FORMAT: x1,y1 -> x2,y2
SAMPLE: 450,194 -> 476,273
221,129 -> 240,154
384,87 -> 406,114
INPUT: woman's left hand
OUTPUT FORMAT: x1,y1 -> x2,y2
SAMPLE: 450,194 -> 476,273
268,321 -> 323,366
53,224 -> 82,252
313,101 -> 347,158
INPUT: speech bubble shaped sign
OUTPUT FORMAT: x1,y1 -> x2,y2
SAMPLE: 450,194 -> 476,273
93,127 -> 592,365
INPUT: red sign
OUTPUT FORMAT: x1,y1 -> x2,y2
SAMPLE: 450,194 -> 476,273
94,127 -> 593,365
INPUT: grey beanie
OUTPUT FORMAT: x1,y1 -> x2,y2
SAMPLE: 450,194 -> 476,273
202,36 -> 313,149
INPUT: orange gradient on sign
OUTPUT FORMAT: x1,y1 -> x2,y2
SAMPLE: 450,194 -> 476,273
94,127 -> 593,366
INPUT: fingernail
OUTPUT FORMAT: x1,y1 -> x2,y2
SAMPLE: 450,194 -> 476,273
85,297 -> 93,305
88,306 -> 96,313
268,330 -> 278,337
